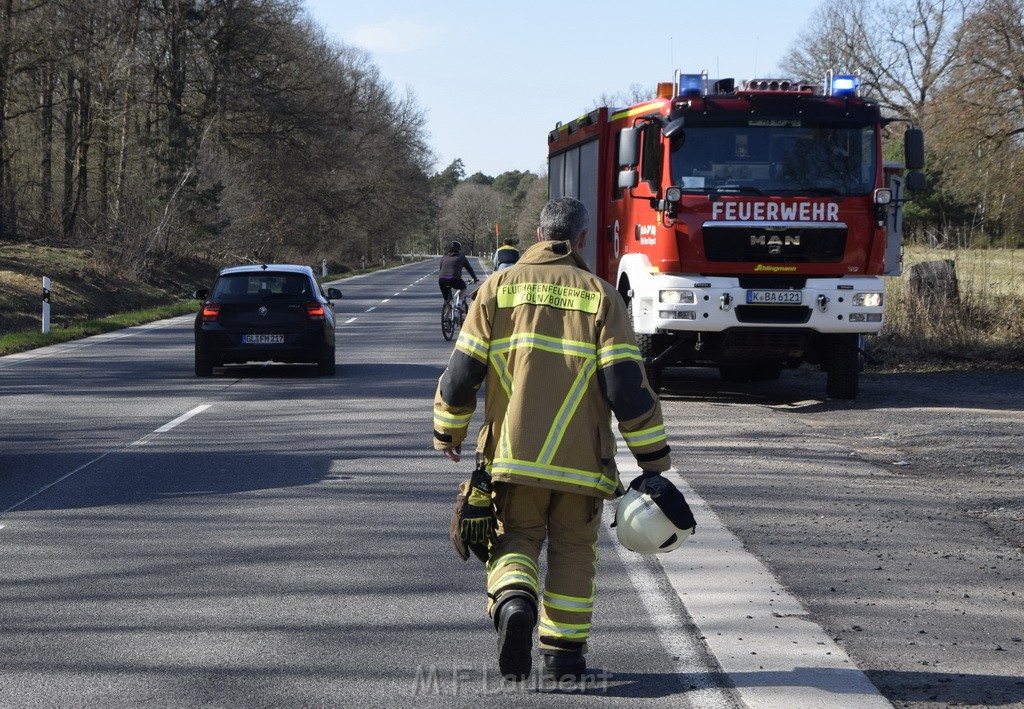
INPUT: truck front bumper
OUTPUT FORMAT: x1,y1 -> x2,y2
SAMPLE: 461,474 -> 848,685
632,275 -> 886,335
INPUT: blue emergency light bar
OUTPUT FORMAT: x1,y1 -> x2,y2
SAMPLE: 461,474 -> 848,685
678,74 -> 703,97
831,74 -> 860,96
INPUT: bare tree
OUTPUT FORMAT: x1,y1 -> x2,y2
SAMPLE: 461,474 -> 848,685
928,0 -> 1024,241
442,182 -> 501,256
0,0 -> 434,271
511,174 -> 548,245
781,0 -> 968,126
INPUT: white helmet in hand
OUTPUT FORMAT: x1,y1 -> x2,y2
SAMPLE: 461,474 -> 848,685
614,474 -> 696,554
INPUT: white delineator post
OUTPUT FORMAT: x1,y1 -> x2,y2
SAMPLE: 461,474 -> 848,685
42,276 -> 51,334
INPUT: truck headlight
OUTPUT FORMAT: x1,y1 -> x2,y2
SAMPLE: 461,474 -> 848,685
853,292 -> 883,307
659,289 -> 696,305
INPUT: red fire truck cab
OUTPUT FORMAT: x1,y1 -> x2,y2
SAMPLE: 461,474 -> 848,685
547,72 -> 925,399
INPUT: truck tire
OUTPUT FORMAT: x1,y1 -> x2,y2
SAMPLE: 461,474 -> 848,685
826,334 -> 860,399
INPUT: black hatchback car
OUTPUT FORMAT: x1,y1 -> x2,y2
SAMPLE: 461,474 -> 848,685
192,264 -> 342,377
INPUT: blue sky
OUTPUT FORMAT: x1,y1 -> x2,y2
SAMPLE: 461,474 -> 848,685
302,0 -> 826,178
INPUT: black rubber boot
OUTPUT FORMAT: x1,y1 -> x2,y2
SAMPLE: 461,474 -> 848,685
495,597 -> 536,681
541,649 -> 587,681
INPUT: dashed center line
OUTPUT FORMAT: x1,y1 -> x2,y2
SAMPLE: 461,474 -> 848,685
1,404 -> 213,518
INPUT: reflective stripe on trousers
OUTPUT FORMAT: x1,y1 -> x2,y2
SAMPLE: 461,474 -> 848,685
488,482 -> 602,651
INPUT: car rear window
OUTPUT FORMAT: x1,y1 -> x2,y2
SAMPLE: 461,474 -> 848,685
213,274 -> 312,300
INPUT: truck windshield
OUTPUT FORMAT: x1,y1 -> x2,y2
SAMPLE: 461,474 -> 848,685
670,123 -> 876,197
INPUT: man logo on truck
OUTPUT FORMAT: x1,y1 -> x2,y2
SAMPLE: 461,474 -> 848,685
750,235 -> 801,247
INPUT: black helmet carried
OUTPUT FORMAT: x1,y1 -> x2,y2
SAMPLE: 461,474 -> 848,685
449,241 -> 462,253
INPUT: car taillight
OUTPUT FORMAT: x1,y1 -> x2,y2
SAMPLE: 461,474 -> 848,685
201,302 -> 221,322
306,301 -> 325,320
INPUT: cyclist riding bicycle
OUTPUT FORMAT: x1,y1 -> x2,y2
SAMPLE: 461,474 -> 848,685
493,237 -> 521,272
438,241 -> 479,304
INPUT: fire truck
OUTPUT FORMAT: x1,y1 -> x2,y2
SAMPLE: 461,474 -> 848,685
547,72 -> 925,399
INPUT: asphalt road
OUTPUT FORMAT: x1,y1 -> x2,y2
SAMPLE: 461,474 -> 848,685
1,259 -> 1021,708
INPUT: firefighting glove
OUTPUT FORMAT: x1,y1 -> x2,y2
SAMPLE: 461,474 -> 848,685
460,467 -> 496,545
450,466 -> 496,563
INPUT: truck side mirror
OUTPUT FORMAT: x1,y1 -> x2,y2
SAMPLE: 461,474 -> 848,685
906,171 -> 927,193
618,127 -> 641,168
904,128 -> 925,171
663,117 -> 685,139
618,170 -> 639,190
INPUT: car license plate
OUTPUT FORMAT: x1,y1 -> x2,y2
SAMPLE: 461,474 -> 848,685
746,290 -> 802,305
243,334 -> 284,344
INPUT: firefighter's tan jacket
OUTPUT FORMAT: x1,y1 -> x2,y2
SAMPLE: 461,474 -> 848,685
433,240 -> 670,499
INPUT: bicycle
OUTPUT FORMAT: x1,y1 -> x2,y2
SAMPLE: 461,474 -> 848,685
441,283 -> 476,341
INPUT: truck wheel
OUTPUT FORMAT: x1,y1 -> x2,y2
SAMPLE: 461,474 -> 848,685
826,334 -> 860,399
628,299 -> 663,395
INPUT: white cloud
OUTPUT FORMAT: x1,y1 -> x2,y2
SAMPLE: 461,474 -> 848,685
345,19 -> 448,54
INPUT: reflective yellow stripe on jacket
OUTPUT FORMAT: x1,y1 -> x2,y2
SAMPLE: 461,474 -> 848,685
491,458 -> 618,496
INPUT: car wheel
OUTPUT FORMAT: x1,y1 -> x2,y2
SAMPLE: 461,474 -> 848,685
318,349 -> 336,376
195,354 -> 214,377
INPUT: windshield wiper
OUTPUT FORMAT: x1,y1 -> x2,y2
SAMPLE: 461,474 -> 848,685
781,186 -> 846,197
713,184 -> 764,195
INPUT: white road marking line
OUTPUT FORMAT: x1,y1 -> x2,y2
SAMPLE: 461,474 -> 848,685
366,307 -> 376,312
345,317 -> 357,324
618,444 -> 890,708
154,404 -> 211,433
608,504 -> 738,708
1,451 -> 112,516
381,299 -> 390,304
1,405 -> 213,517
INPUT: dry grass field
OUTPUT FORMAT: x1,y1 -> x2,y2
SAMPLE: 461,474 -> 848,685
877,246 -> 1024,368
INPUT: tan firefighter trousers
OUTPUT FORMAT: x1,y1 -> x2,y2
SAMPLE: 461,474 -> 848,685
486,481 -> 603,653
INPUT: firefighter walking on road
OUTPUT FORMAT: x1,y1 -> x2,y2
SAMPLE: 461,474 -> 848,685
433,197 -> 673,682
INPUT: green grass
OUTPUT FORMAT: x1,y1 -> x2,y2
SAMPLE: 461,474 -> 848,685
0,302 -> 198,357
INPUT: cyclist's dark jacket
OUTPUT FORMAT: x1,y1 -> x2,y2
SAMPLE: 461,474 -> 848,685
439,254 -> 477,281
